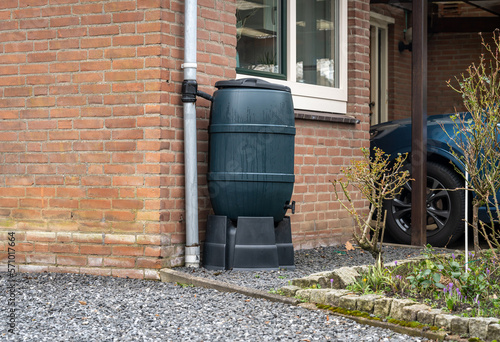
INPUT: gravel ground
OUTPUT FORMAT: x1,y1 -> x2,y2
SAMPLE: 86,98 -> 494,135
177,244 -> 438,291
0,245 -> 435,341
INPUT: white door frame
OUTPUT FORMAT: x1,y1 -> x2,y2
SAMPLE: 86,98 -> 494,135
370,12 -> 394,125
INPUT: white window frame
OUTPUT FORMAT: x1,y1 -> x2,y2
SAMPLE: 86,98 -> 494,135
236,0 -> 348,114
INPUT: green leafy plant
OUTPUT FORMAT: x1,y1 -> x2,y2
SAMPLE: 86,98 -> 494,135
175,282 -> 194,288
332,147 -> 410,266
406,259 -> 444,294
268,288 -> 285,295
349,265 -> 395,294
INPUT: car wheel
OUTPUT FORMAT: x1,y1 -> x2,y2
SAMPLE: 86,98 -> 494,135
383,161 -> 465,247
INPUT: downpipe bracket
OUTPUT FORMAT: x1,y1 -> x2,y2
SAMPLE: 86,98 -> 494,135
181,80 -> 213,103
181,80 -> 197,103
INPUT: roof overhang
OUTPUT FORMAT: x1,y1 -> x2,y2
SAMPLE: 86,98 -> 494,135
371,0 -> 500,32
371,0 -> 500,15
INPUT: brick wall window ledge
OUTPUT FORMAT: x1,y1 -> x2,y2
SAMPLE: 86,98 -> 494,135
294,110 -> 360,124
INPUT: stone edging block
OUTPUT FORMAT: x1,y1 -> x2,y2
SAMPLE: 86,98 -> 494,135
469,317 -> 500,341
373,297 -> 392,318
357,294 -> 383,312
338,294 -> 360,311
417,308 -> 444,326
402,304 -> 431,322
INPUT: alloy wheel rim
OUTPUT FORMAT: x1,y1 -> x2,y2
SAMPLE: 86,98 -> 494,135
390,176 -> 452,236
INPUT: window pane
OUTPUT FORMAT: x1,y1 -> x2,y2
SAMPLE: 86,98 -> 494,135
236,0 -> 283,76
296,0 -> 339,87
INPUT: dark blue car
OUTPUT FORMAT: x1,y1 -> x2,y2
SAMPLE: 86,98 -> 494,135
370,114 -> 468,246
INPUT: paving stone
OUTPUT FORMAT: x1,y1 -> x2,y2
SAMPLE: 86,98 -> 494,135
339,294 -> 360,311
280,285 -> 301,297
351,265 -> 370,274
324,289 -> 351,306
307,274 -> 329,288
468,317 -> 499,341
416,309 -> 444,326
308,271 -> 333,278
450,316 -> 469,335
332,267 -> 360,288
435,314 -> 455,331
356,294 -> 383,313
290,277 -> 311,288
295,289 -> 313,301
402,304 -> 431,322
389,298 -> 417,320
303,269 -> 357,289
309,289 -> 331,304
328,276 -> 342,289
308,271 -> 338,288
487,323 -> 500,342
373,297 -> 393,318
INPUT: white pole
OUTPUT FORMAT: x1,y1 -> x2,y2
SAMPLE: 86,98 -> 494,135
465,169 -> 468,272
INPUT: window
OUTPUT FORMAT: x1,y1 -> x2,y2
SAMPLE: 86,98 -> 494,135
236,0 -> 348,114
236,0 -> 285,78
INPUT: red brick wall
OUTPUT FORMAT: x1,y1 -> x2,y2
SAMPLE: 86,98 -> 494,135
291,119 -> 369,249
427,32 -> 496,115
0,0 -> 236,279
0,0 -> 370,277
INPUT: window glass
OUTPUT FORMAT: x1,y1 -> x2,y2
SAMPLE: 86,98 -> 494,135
235,0 -> 347,113
296,0 -> 339,87
236,0 -> 284,78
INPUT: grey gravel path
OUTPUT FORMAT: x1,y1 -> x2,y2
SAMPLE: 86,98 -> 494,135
0,272 -> 429,342
0,245 -> 434,341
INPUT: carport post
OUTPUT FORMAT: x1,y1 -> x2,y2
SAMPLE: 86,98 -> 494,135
411,0 -> 427,246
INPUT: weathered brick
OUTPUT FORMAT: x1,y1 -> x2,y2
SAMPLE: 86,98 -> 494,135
137,235 -> 161,245
57,255 -> 87,266
104,211 -> 135,221
49,243 -> 79,254
80,245 -> 112,255
104,1 -> 136,12
113,12 -> 144,23
111,269 -> 144,279
26,254 -> 56,264
104,234 -> 135,245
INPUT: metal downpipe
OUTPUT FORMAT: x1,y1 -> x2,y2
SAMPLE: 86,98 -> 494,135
182,0 -> 200,267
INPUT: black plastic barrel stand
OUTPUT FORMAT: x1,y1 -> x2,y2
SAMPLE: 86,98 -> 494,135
274,217 -> 295,270
202,215 -> 295,270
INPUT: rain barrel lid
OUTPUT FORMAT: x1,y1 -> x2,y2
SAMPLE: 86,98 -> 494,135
215,78 -> 291,92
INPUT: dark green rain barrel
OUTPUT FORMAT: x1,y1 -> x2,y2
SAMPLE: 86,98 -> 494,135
207,78 -> 295,222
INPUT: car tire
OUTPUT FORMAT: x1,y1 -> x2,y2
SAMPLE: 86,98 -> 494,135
383,161 -> 465,247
